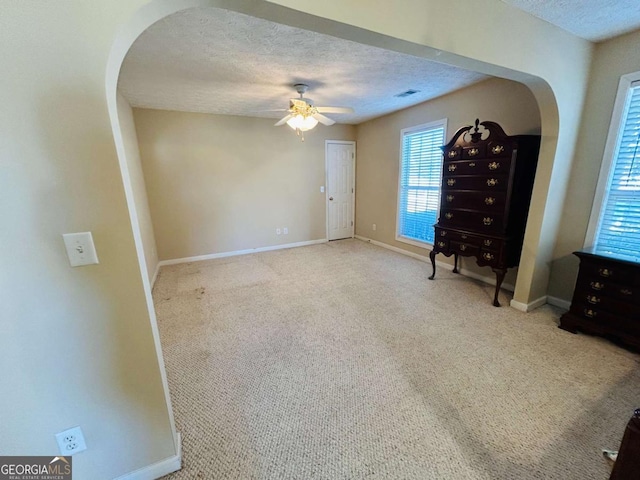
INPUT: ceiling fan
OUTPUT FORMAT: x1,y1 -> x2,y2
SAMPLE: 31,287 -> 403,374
272,84 -> 354,138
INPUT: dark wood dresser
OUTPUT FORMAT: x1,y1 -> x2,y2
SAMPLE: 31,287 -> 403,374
428,119 -> 540,306
559,249 -> 640,350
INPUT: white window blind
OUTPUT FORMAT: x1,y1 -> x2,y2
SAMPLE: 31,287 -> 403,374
594,81 -> 640,259
397,121 -> 446,246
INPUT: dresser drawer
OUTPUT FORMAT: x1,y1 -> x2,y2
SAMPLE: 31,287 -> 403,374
441,191 -> 506,212
576,278 -> 640,304
444,147 -> 462,161
462,145 -> 486,159
444,159 -> 512,176
442,175 -> 509,191
573,289 -> 639,315
572,302 -> 640,333
439,209 -> 504,232
450,240 -> 480,256
579,262 -> 636,285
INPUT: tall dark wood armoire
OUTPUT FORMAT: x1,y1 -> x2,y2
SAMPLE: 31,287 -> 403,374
428,119 -> 540,306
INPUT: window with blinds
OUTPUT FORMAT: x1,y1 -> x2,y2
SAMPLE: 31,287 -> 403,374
593,80 -> 640,260
397,120 -> 446,246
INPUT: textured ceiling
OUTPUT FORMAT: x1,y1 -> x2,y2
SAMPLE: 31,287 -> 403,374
501,0 -> 640,42
118,8 -> 489,125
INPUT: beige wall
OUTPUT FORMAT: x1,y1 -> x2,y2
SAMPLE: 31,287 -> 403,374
548,29 -> 640,302
0,2 -> 175,479
134,109 -> 355,260
355,77 -> 541,287
117,93 -> 159,282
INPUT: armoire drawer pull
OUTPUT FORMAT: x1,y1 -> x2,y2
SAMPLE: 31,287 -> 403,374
586,295 -> 601,304
448,150 -> 457,158
440,230 -> 447,236
483,217 -> 493,226
468,162 -> 476,167
448,164 -> 457,172
437,241 -> 446,248
598,268 -> 612,277
487,178 -> 498,187
484,197 -> 495,205
488,161 -> 500,170
468,148 -> 479,156
446,195 -> 454,202
447,179 -> 456,186
620,288 -> 633,296
584,309 -> 597,318
492,145 -> 504,154
459,244 -> 467,251
483,253 -> 494,261
484,239 -> 493,247
590,281 -> 604,290
445,212 -> 453,219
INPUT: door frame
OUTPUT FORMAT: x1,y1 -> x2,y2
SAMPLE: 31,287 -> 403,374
325,140 -> 356,241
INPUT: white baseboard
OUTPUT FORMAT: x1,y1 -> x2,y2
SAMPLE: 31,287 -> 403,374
547,295 -> 571,311
114,432 -> 181,480
510,296 -> 548,312
355,235 -> 515,292
157,239 -> 328,268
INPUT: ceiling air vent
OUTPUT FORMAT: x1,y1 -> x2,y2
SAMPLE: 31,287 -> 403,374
395,89 -> 420,98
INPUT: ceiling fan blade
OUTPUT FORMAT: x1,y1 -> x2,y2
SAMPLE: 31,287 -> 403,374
313,113 -> 335,126
274,114 -> 293,126
316,106 -> 354,114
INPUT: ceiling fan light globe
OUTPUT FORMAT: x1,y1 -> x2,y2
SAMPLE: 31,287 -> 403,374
286,114 -> 318,131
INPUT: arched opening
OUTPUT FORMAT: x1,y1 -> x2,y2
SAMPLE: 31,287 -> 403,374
106,0 -> 562,474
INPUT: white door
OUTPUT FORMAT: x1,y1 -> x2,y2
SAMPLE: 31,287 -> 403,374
326,141 -> 355,241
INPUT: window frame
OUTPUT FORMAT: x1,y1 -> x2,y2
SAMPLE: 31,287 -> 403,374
584,71 -> 640,255
395,119 -> 448,249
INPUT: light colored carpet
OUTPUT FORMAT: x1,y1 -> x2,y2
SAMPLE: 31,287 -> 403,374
154,239 -> 640,479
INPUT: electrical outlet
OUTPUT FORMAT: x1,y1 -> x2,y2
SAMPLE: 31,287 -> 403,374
55,426 -> 87,455
372,224 -> 377,231
276,228 -> 281,235
283,227 -> 288,235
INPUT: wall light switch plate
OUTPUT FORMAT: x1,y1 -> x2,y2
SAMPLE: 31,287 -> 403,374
63,232 -> 99,267
320,186 -> 325,193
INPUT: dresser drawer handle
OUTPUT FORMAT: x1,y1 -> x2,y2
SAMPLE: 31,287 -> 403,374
487,178 -> 498,187
461,234 -> 467,239
483,253 -> 494,261
492,145 -> 505,154
448,164 -> 457,172
459,244 -> 467,251
484,239 -> 493,247
488,161 -> 500,170
448,150 -> 457,158
584,309 -> 597,318
440,230 -> 447,237
468,148 -> 479,157
598,268 -> 612,277
469,162 -> 476,167
446,195 -> 454,202
484,197 -> 495,205
483,217 -> 493,226
620,288 -> 633,296
586,295 -> 601,304
590,281 -> 604,290
437,241 -> 446,248
447,179 -> 456,186
445,212 -> 453,219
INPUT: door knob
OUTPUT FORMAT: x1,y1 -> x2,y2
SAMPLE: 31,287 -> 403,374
329,197 -> 334,201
